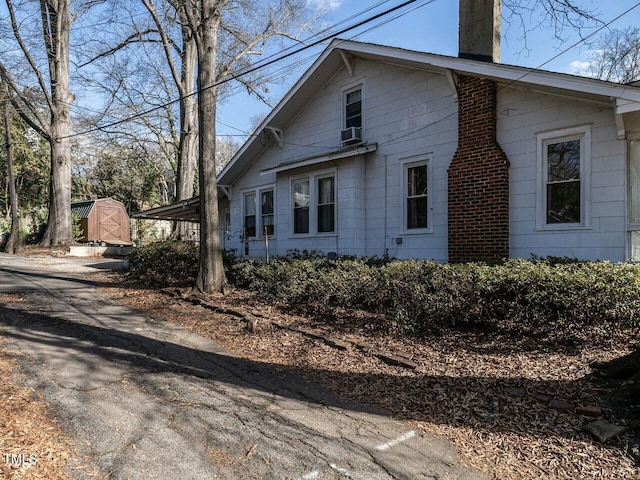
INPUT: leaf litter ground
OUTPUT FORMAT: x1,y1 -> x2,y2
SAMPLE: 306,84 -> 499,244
1,271 -> 639,480
101,274 -> 639,480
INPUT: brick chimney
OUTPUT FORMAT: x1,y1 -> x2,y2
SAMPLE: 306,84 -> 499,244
448,0 -> 509,262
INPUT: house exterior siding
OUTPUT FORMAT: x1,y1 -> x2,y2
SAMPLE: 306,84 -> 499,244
219,42 -> 636,263
498,88 -> 626,261
226,58 -> 457,261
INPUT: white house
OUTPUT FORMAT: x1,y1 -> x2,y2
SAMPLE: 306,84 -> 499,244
138,1 -> 640,263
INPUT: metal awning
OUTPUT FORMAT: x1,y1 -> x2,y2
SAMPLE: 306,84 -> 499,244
260,143 -> 378,175
131,197 -> 201,222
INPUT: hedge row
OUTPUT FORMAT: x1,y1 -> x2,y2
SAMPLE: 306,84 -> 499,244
128,242 -> 640,341
231,257 -> 640,338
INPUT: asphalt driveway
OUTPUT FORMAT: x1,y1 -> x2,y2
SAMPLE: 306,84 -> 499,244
0,252 -> 483,480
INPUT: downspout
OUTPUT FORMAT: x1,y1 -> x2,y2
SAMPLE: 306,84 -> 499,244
383,154 -> 388,257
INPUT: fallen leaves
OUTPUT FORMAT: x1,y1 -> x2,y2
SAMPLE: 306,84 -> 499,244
102,280 -> 639,480
0,339 -> 74,480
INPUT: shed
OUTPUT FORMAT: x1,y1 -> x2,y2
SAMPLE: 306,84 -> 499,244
71,198 -> 131,244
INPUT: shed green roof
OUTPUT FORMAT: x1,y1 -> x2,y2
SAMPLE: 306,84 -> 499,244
71,200 -> 95,219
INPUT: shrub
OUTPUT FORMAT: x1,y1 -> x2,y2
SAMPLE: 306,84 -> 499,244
127,241 -> 198,287
227,256 -> 640,342
127,244 -> 640,343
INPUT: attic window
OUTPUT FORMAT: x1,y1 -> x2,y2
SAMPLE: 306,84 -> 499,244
345,87 -> 362,129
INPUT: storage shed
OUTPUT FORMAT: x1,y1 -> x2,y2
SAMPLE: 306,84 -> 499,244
71,198 -> 131,244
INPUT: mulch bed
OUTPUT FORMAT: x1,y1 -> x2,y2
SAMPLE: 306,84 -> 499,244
0,296 -> 74,479
98,275 -> 640,480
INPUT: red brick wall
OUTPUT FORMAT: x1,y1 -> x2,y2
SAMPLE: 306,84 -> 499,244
448,75 -> 509,262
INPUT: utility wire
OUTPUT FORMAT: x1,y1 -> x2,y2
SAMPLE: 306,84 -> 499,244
374,0 -> 640,149
33,0 -> 398,117
239,0 -> 640,151
61,0 -> 423,139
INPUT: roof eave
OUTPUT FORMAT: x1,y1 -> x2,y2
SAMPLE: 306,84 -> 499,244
218,39 -> 640,186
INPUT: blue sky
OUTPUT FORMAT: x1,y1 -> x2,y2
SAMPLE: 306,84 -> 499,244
216,0 -> 640,138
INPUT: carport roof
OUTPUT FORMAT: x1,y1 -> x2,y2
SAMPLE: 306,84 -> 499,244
131,197 -> 200,222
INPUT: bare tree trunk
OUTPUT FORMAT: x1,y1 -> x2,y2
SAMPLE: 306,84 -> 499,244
38,0 -> 74,247
42,133 -> 72,246
3,83 -> 22,254
174,31 -> 199,240
194,2 -> 226,294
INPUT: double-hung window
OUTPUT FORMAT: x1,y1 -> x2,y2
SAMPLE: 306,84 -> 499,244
401,157 -> 431,232
291,172 -> 336,235
261,190 -> 274,236
546,139 -> 581,224
537,126 -> 591,229
406,163 -> 428,230
243,187 -> 275,239
317,176 -> 335,233
243,192 -> 256,238
293,179 -> 310,234
345,88 -> 362,129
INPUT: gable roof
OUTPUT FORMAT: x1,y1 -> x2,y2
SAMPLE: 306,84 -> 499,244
218,38 -> 640,186
71,198 -> 126,219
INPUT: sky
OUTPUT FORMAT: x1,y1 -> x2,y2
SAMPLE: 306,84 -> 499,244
216,0 -> 640,139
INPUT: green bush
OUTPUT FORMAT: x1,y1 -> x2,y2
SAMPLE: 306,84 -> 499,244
228,256 -> 640,341
128,241 -> 199,286
127,243 -> 640,343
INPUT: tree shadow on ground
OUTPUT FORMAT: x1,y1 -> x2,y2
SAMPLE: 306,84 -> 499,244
0,265 -> 148,293
0,298 -> 632,461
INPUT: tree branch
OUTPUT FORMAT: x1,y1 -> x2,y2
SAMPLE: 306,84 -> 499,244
77,29 -> 164,68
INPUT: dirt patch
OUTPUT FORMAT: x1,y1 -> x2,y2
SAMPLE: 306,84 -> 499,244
94,273 -> 639,480
0,294 -> 74,480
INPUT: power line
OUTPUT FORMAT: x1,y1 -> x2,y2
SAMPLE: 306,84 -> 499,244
61,0 -> 424,140
67,2 -> 398,119
192,0 -> 640,153
374,0 -> 640,149
498,1 -> 640,91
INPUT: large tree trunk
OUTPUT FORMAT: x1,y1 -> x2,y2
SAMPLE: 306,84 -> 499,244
39,0 -> 74,247
194,2 -> 226,294
174,31 -> 199,241
3,84 -> 22,254
41,134 -> 72,246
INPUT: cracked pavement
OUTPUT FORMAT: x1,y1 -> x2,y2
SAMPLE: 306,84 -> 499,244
0,253 -> 484,480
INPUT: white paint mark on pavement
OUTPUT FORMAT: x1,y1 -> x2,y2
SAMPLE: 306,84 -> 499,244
330,463 -> 352,476
375,430 -> 416,451
302,471 -> 319,479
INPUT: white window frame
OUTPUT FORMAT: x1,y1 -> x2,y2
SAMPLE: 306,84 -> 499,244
241,184 -> 276,239
290,168 -> 338,238
342,81 -> 365,133
536,125 -> 591,230
628,137 -> 640,261
260,188 -> 275,238
401,155 -> 433,234
242,191 -> 257,239
316,173 -> 336,234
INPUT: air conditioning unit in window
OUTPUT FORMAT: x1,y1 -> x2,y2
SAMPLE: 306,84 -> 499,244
341,126 -> 362,146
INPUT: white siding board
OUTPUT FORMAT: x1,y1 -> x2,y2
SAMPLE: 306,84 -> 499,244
225,55 -> 629,262
498,86 -> 627,262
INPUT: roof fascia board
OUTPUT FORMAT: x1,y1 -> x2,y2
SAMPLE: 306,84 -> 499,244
339,40 -> 640,104
218,46 -> 338,184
